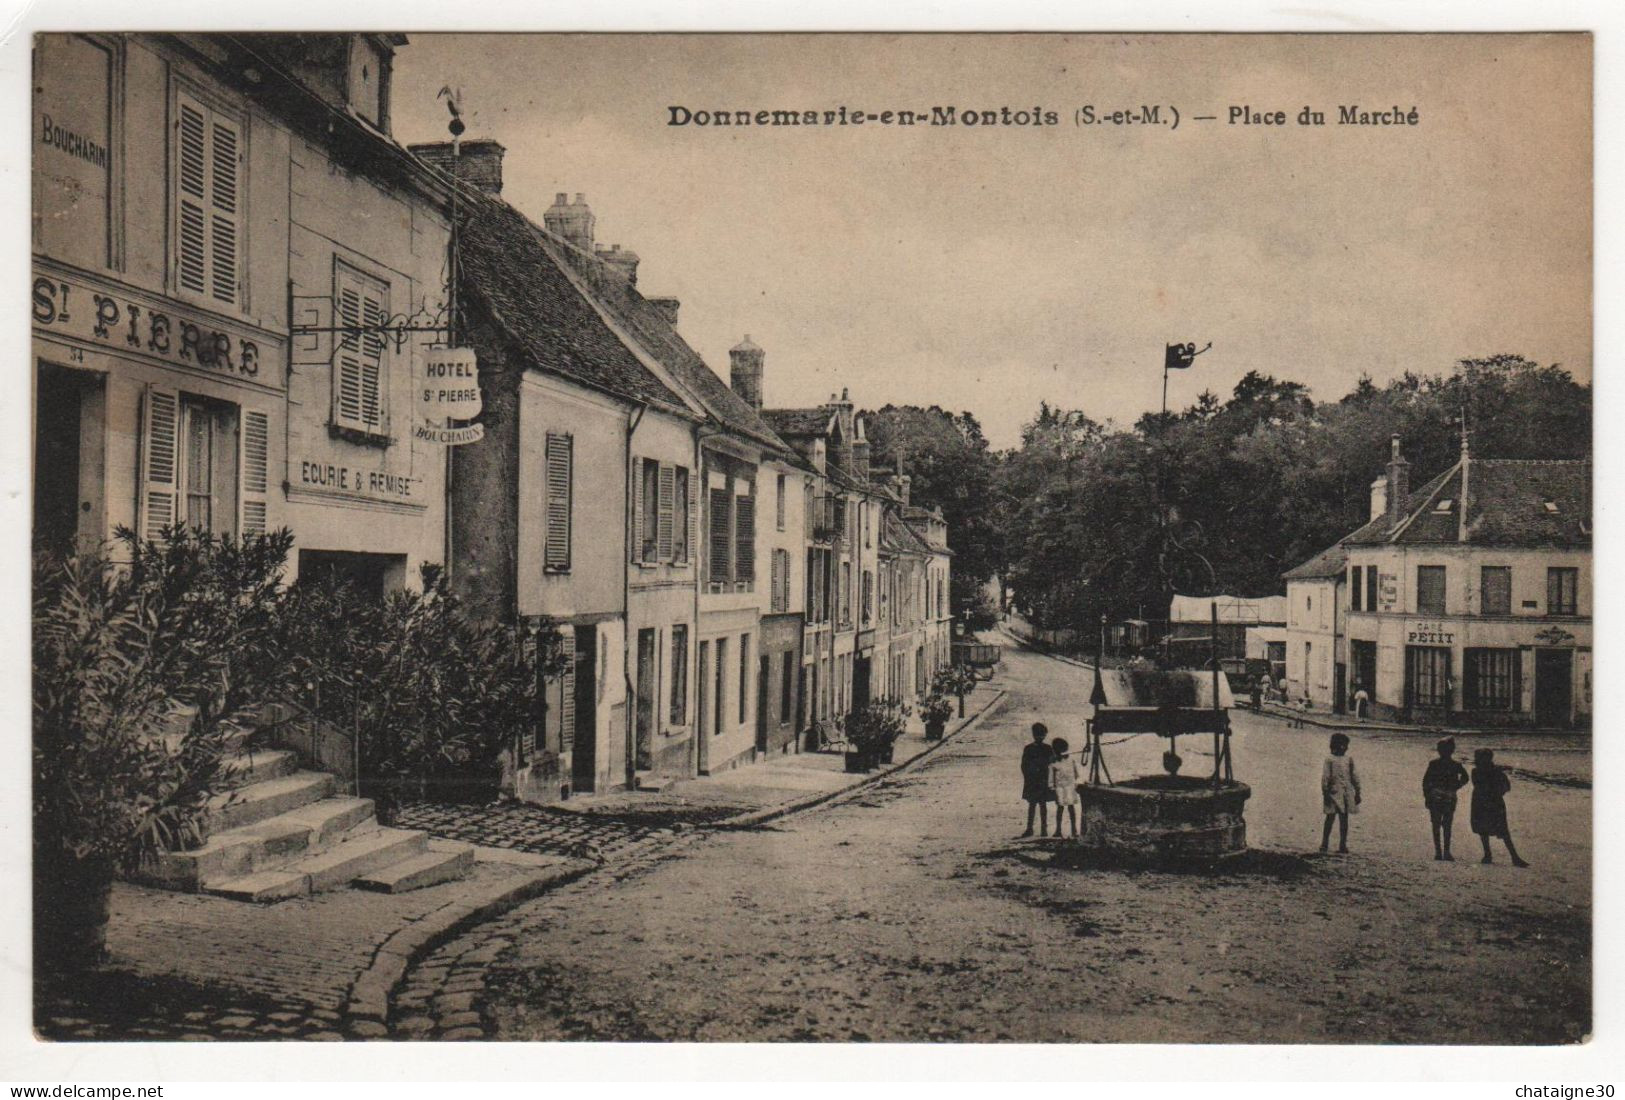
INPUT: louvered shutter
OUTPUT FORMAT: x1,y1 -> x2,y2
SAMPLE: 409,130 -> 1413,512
708,487 -> 731,583
769,549 -> 781,611
139,386 -> 180,540
239,409 -> 269,537
176,99 -> 208,296
545,433 -> 573,571
558,631 -> 577,751
657,463 -> 675,561
359,290 -> 385,430
735,492 -> 755,584
630,459 -> 644,564
335,283 -> 364,427
208,115 -> 240,305
686,469 -> 698,565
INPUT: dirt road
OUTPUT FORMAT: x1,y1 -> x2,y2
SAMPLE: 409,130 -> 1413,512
475,640 -> 1590,1044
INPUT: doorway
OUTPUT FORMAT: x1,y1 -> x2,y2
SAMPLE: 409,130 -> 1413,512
1534,649 -> 1573,728
756,654 -> 771,753
1333,662 -> 1347,715
634,628 -> 656,771
297,550 -> 406,601
33,363 -> 104,553
1405,645 -> 1451,721
853,655 -> 871,709
571,626 -> 597,792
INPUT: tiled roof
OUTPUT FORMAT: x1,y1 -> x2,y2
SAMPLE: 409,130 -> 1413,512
457,197 -> 690,413
1342,459 -> 1590,548
534,225 -> 789,453
762,407 -> 836,437
1282,542 -> 1348,581
880,511 -> 927,556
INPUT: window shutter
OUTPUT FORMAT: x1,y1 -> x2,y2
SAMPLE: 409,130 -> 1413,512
359,290 -> 385,430
139,386 -> 180,540
335,284 -> 363,427
208,115 -> 240,305
333,268 -> 387,433
708,486 -> 731,583
545,432 -> 573,571
176,99 -> 208,296
735,493 -> 755,584
240,408 -> 269,537
769,548 -> 781,611
657,463 -> 675,561
686,468 -> 699,565
559,631 -> 577,751
630,459 -> 644,564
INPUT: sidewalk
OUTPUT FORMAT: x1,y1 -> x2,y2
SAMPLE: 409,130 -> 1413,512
548,686 -> 1009,829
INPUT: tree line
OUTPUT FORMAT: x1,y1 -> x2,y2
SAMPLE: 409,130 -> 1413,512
864,355 -> 1591,635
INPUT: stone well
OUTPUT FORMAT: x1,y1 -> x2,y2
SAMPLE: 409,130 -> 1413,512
1077,775 -> 1251,862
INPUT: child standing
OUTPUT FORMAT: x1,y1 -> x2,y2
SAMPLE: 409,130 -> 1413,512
1422,736 -> 1470,860
1020,722 -> 1055,838
1471,748 -> 1530,868
1049,737 -> 1081,840
1320,732 -> 1361,854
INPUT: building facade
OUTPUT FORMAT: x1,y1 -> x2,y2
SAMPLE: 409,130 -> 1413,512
1284,435 -> 1591,728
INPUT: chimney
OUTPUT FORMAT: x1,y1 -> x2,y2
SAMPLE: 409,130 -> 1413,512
826,388 -> 854,473
648,297 -> 681,327
1385,435 -> 1410,525
1369,476 -> 1388,522
408,139 -> 507,195
595,243 -> 640,285
852,417 -> 871,481
898,473 -> 911,508
729,335 -> 764,410
542,192 -> 595,253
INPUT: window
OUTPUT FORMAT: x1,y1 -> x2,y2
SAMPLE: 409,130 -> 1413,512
937,573 -> 945,618
333,262 -> 388,436
840,562 -> 852,627
1350,565 -> 1363,611
776,473 -> 786,530
543,432 -> 573,572
1465,648 -> 1519,711
673,466 -> 690,563
739,633 -> 751,725
670,625 -> 688,725
1480,566 -> 1511,616
1548,568 -> 1578,615
174,90 -> 242,307
1416,565 -> 1446,615
1407,645 -> 1451,708
769,548 -> 790,613
640,458 -> 659,561
862,570 -> 874,625
1365,565 -> 1378,612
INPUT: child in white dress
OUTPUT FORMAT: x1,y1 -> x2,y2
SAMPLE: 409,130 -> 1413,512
1320,731 -> 1361,854
1049,737 -> 1082,840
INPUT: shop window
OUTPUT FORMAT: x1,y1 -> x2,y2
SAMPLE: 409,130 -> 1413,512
1547,568 -> 1578,616
174,89 -> 242,308
1406,646 -> 1451,708
1480,566 -> 1511,616
1465,648 -> 1520,711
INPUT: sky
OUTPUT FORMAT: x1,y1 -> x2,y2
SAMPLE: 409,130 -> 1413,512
390,33 -> 1591,449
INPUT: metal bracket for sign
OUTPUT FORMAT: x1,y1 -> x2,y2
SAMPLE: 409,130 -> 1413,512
291,296 -> 454,357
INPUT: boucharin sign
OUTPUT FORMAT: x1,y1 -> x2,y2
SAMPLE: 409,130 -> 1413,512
415,346 -> 485,445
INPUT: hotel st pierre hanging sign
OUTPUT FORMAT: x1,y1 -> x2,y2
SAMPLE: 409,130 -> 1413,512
414,346 -> 485,445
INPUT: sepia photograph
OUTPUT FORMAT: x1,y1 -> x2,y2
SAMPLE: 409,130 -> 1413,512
20,22 -> 1598,1062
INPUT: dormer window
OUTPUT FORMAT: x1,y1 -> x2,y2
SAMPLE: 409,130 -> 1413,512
346,37 -> 389,128
1433,498 -> 1453,513
1544,500 -> 1560,513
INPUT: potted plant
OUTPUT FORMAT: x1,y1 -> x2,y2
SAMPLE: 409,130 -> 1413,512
921,694 -> 954,740
33,527 -> 296,973
932,664 -> 978,717
841,700 -> 907,771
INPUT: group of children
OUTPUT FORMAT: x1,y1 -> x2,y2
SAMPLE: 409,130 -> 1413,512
1018,720 -> 1530,864
1019,722 -> 1084,839
1317,732 -> 1528,864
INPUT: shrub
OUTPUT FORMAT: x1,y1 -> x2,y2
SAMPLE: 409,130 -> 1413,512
920,694 -> 955,726
842,699 -> 908,756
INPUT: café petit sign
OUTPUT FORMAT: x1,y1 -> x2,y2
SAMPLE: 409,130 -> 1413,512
414,346 -> 485,445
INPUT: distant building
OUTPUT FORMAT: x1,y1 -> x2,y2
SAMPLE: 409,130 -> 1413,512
1284,434 -> 1591,727
1281,545 -> 1347,708
1166,593 -> 1287,661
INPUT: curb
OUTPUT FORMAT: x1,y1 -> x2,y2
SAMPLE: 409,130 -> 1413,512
341,857 -> 595,1036
711,687 -> 1009,830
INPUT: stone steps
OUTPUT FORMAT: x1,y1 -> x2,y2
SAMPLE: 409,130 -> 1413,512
148,796 -> 377,890
210,771 -> 337,833
219,748 -> 301,788
205,827 -> 429,902
354,839 -> 476,893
